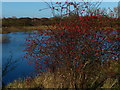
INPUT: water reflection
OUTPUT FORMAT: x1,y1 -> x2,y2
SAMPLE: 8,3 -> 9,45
1,35 -> 10,43
2,32 -> 35,85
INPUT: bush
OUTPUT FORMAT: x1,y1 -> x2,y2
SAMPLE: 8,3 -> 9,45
24,1 -> 119,88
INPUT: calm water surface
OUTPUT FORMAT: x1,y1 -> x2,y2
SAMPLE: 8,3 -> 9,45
2,32 -> 36,85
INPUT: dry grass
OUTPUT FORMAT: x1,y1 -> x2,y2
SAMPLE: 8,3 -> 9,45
2,25 -> 119,34
5,62 -> 119,89
6,70 -> 75,88
2,25 -> 56,34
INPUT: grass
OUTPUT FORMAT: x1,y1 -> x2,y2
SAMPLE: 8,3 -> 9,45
2,25 -> 56,34
5,62 -> 119,89
5,72 -> 119,89
5,72 -> 68,88
2,25 -> 119,34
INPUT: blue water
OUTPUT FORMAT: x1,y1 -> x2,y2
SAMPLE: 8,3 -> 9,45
2,32 -> 35,85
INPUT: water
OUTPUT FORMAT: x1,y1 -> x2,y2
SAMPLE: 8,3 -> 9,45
2,32 -> 35,85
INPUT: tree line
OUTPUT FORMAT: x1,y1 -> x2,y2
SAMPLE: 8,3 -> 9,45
2,16 -> 120,28
2,17 -> 61,27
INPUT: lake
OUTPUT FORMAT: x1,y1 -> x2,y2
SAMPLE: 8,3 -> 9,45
2,32 -> 37,85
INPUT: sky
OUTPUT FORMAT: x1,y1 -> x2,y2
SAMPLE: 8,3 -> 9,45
2,2 -> 119,18
2,2 -> 53,18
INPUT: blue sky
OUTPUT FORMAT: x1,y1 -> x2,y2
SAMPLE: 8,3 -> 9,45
2,2 -> 52,18
2,2 -> 119,18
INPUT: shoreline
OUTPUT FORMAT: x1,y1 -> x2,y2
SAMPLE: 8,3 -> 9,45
2,26 -> 119,34
2,25 -> 56,34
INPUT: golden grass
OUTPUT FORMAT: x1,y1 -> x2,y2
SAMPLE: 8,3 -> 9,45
2,25 -> 119,34
2,25 -> 56,34
5,62 -> 119,89
6,70 -> 73,88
